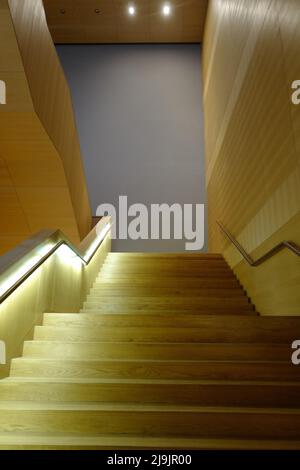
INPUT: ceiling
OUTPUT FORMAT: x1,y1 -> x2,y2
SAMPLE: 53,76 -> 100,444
43,0 -> 209,44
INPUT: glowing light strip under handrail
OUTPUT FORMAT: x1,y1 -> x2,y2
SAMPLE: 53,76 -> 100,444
0,220 -> 111,304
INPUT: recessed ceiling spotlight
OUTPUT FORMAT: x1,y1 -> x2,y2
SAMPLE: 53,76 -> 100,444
162,3 -> 172,16
128,4 -> 136,16
59,8 -> 66,14
94,9 -> 101,14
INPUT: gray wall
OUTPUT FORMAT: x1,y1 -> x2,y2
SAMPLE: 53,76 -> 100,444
57,44 -> 206,251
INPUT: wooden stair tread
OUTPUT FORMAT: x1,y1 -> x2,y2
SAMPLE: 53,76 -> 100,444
89,288 -> 246,297
2,377 -> 300,408
93,279 -> 241,287
0,401 -> 300,414
32,316 -> 300,343
0,433 -> 299,450
3,376 -> 300,386
10,357 -> 300,382
22,340 -> 292,361
38,314 -> 300,326
43,313 -> 259,328
106,253 -> 224,258
85,297 -> 251,305
80,309 -> 255,315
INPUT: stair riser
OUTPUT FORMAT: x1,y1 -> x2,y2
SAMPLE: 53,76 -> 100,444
103,265 -> 230,272
100,267 -> 233,274
10,360 -> 300,382
84,297 -> 251,307
0,411 -> 300,439
104,258 -> 227,265
81,307 -> 254,315
33,326 -> 299,343
94,279 -> 241,288
98,272 -> 235,279
1,382 -> 300,407
43,314 -> 257,329
101,264 -> 231,271
89,288 -> 245,298
23,342 -> 292,362
106,254 -> 224,259
82,304 -> 254,314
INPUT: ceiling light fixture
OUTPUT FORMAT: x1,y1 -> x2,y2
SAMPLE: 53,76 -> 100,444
162,3 -> 172,16
128,4 -> 136,16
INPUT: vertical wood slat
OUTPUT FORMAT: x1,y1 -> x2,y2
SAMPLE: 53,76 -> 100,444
202,0 -> 300,315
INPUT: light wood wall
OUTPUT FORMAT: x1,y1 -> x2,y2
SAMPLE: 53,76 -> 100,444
0,0 -> 91,255
202,0 -> 300,315
0,230 -> 111,378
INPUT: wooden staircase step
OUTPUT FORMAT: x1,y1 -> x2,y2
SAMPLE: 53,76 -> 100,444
43,313 -> 258,329
90,286 -> 246,297
33,318 -> 300,343
98,273 -> 240,281
9,358 -> 300,382
102,259 -> 230,268
106,253 -> 224,260
1,433 -> 299,450
22,341 -> 292,362
81,307 -> 255,315
93,278 -> 241,288
0,402 -> 300,439
83,298 -> 253,313
1,377 -> 300,407
85,296 -> 251,306
103,260 -> 229,269
98,269 -> 235,278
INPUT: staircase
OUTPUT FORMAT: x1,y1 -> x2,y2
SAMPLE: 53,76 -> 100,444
0,253 -> 300,449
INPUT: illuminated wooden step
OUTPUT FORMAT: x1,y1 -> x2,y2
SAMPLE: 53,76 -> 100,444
43,313 -> 258,329
106,253 -> 224,260
9,358 -> 300,382
93,278 -> 241,289
89,286 -> 245,298
83,294 -> 253,311
0,433 -> 300,450
99,267 -> 234,277
81,307 -> 254,315
80,309 -> 255,316
22,341 -> 292,362
86,295 -> 250,305
82,297 -> 254,314
1,377 -> 300,407
103,256 -> 228,264
103,259 -> 229,268
98,273 -> 238,281
0,402 -> 300,440
33,318 -> 300,343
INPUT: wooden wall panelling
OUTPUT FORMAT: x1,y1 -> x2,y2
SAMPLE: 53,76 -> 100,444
0,0 -> 92,255
8,0 -> 92,240
203,0 -> 300,315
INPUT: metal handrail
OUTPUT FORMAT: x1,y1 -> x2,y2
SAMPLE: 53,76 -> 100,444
217,221 -> 300,266
0,217 -> 111,304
